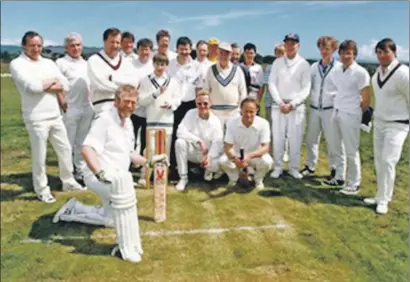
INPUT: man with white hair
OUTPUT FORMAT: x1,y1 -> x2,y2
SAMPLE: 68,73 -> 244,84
363,38 -> 409,214
10,31 -> 84,203
220,97 -> 273,190
268,33 -> 311,179
56,32 -> 94,182
87,27 -> 137,115
53,85 -> 167,263
203,42 -> 247,128
175,91 -> 224,191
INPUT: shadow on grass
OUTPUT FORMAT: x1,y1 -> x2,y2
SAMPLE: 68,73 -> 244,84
1,173 -> 61,202
28,212 -> 115,257
259,174 -> 371,209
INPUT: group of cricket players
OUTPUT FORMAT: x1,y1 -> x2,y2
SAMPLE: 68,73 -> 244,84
9,27 -> 409,263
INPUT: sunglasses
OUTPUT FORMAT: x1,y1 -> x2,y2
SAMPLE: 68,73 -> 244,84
197,102 -> 209,106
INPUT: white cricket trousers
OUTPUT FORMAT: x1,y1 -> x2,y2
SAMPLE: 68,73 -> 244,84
373,120 -> 409,204
305,108 -> 345,172
175,138 -> 220,179
25,116 -> 74,196
64,105 -> 94,175
219,153 -> 273,182
331,110 -> 361,186
271,106 -> 305,171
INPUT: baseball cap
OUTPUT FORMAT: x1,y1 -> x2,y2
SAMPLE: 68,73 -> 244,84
208,38 -> 220,45
218,42 -> 232,52
283,33 -> 300,43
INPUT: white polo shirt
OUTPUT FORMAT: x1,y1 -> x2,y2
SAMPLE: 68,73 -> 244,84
241,62 -> 264,98
168,57 -> 200,102
330,61 -> 370,115
82,107 -> 134,176
56,55 -> 91,108
224,116 -> 271,154
121,51 -> 138,63
177,108 -> 224,158
372,59 -> 409,122
10,53 -> 70,123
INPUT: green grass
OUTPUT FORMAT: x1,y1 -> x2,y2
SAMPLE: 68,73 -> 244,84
1,63 -> 10,74
1,76 -> 409,282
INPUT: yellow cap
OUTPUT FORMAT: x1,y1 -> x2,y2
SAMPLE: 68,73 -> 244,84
208,38 -> 220,45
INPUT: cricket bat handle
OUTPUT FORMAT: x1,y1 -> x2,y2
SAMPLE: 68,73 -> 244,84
239,148 -> 246,172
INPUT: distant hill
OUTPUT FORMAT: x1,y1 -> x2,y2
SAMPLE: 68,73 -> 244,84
1,44 -> 101,56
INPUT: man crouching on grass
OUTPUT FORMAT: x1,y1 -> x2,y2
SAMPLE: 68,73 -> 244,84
53,85 -> 168,263
219,97 -> 273,190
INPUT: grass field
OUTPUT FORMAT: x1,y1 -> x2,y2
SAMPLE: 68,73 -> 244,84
1,73 -> 409,282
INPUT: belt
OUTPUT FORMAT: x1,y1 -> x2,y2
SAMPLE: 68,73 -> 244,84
92,98 -> 114,106
310,105 -> 333,110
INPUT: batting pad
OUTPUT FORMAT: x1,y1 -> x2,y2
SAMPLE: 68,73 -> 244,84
110,171 -> 143,263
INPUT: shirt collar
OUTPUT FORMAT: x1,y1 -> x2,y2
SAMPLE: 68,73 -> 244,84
100,49 -> 120,61
21,52 -> 43,62
379,59 -> 400,74
109,107 -> 130,128
238,117 -> 260,130
151,71 -> 168,80
121,50 -> 138,59
64,54 -> 84,62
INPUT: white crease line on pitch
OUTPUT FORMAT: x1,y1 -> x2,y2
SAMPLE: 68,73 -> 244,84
21,223 -> 290,244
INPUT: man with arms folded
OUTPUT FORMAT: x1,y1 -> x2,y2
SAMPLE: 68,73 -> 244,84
56,32 -> 94,183
131,38 -> 154,155
168,36 -> 201,169
10,31 -> 84,203
301,36 -> 344,182
53,85 -> 167,263
268,33 -> 311,179
220,97 -> 273,190
202,42 -> 247,128
137,54 -> 181,186
175,91 -> 224,191
120,31 -> 138,62
87,28 -> 137,115
363,38 -> 409,214
327,40 -> 371,195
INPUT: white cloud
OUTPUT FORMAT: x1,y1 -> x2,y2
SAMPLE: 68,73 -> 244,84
1,38 -> 20,45
163,8 -> 280,27
359,39 -> 410,61
1,37 -> 58,46
304,1 -> 369,10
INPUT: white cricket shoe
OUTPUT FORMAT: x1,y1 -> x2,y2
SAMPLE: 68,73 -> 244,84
289,169 -> 303,180
37,190 -> 56,204
363,198 -> 377,205
204,170 -> 213,182
339,185 -> 360,196
137,178 -> 146,188
62,179 -> 86,192
270,169 -> 283,179
111,245 -> 142,263
255,180 -> 265,191
52,197 -> 77,223
176,179 -> 188,192
376,203 -> 388,215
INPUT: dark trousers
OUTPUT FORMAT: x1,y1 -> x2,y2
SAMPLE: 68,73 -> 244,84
170,100 -> 196,168
131,114 -> 147,156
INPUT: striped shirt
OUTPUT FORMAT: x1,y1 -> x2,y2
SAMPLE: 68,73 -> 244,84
263,65 -> 273,107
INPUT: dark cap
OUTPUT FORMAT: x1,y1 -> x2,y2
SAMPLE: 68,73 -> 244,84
284,33 -> 300,43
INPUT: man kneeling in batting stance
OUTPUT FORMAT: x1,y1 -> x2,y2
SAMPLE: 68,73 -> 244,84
175,90 -> 224,191
219,97 -> 273,190
53,85 -> 168,263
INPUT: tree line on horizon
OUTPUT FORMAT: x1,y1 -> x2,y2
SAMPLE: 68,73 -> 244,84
1,48 -> 399,76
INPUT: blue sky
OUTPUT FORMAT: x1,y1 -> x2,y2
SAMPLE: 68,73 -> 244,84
1,1 -> 409,61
